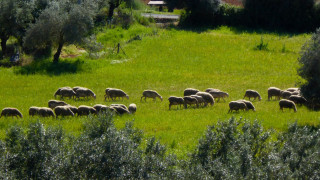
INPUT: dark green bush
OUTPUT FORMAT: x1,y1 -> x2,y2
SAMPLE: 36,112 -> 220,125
1,115 -> 320,179
243,0 -> 318,32
180,0 -> 221,26
298,28 -> 320,109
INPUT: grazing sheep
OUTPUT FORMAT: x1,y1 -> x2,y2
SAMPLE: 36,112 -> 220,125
291,91 -> 301,96
128,103 -> 137,114
54,87 -> 72,98
104,88 -> 114,101
228,101 -> 248,113
108,89 -> 129,101
191,95 -> 205,106
75,88 -> 96,100
29,106 -> 41,116
289,95 -> 307,106
243,90 -> 261,101
141,90 -> 163,102
183,96 -> 199,109
237,100 -> 255,111
196,92 -> 215,106
184,88 -> 200,96
111,105 -> 130,115
208,91 -> 229,102
78,105 -> 97,116
93,104 -> 108,113
205,88 -> 221,93
110,104 -> 128,110
286,88 -> 299,92
73,86 -> 87,92
268,87 -> 283,101
168,96 -> 184,110
65,105 -> 78,115
0,108 -> 23,118
48,100 -> 68,109
281,90 -> 293,99
38,107 -> 55,117
54,106 -> 74,117
279,99 -> 297,112
60,88 -> 76,99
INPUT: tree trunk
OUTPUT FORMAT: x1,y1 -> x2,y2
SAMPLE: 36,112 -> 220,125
108,2 -> 116,21
53,41 -> 64,63
0,36 -> 9,59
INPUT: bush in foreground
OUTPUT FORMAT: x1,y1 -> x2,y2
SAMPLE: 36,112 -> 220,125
1,115 -> 320,179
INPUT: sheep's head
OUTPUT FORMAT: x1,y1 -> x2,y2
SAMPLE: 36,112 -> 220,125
159,96 -> 163,101
126,95 -> 129,100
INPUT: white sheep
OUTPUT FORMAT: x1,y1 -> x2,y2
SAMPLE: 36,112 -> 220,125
228,101 -> 248,113
60,88 -> 76,99
141,90 -> 163,102
289,95 -> 307,106
108,89 -> 129,101
48,100 -> 68,109
279,99 -> 297,112
29,106 -> 41,116
237,100 -> 255,111
38,107 -> 55,117
243,90 -> 261,101
110,105 -> 130,115
205,88 -> 221,93
208,91 -> 229,102
168,96 -> 184,110
184,88 -> 200,96
190,95 -> 205,107
268,87 -> 283,101
0,108 -> 23,118
281,90 -> 293,99
183,96 -> 199,109
54,87 -> 72,98
54,106 -> 74,117
128,103 -> 137,114
75,88 -> 96,100
196,92 -> 215,106
78,105 -> 97,116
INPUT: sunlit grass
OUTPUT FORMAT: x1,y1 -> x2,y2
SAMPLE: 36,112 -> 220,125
0,25 -> 315,157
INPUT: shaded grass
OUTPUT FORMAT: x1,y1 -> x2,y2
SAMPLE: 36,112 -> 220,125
0,25 -> 316,157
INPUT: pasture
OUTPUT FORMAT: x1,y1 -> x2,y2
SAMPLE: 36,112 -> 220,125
0,25 -> 318,156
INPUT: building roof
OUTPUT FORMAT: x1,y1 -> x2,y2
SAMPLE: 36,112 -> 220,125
147,1 -> 166,5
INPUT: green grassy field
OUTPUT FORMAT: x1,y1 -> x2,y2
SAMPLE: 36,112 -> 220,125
0,25 -> 318,156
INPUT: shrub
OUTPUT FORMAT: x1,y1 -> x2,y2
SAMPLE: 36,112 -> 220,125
180,0 -> 221,26
298,28 -> 320,109
243,0 -> 317,32
184,118 -> 273,179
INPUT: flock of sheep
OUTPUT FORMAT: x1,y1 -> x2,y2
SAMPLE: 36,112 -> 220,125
168,87 -> 306,113
0,86 -> 307,118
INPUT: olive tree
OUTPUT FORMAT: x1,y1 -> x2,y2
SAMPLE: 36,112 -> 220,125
0,0 -> 33,57
298,28 -> 320,108
24,0 -> 95,62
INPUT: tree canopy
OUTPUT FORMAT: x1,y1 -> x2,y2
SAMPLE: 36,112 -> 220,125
23,0 -> 95,62
298,28 -> 320,108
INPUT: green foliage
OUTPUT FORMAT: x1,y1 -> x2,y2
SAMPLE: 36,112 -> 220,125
298,28 -> 320,108
243,0 -> 318,32
0,0 -> 33,56
0,114 -> 180,179
254,36 -> 269,51
23,0 -> 95,62
1,116 -> 320,178
16,58 -> 85,75
181,0 -> 221,25
2,122 -> 65,179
